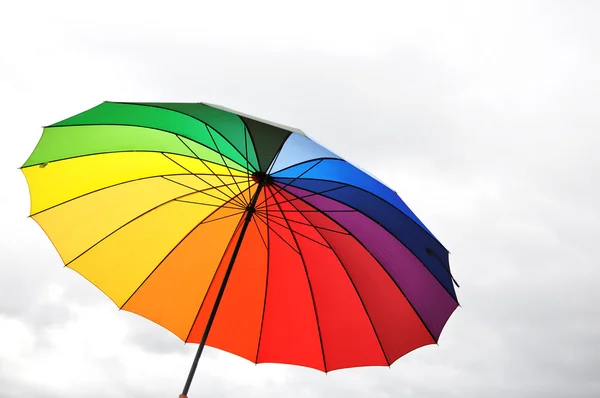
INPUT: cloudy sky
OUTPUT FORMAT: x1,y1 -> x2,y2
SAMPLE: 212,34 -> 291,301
1,1 -> 599,397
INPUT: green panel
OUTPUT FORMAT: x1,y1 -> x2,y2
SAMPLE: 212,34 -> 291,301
179,137 -> 248,173
22,125 -> 196,167
22,125 -> 251,174
205,126 -> 254,172
142,102 -> 260,171
47,102 -> 256,172
240,117 -> 291,172
51,102 -> 218,152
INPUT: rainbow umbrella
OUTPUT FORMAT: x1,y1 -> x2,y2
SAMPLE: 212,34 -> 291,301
21,102 -> 459,396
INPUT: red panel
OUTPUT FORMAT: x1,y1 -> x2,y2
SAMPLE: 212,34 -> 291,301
296,235 -> 387,370
257,190 -> 298,251
302,210 -> 435,364
205,217 -> 269,363
256,226 -> 324,370
277,189 -> 346,234
270,189 -> 328,246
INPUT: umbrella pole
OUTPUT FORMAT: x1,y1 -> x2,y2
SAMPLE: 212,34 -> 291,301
180,178 -> 266,398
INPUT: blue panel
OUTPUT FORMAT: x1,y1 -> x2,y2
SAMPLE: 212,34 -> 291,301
273,159 -> 434,238
275,177 -> 456,300
270,133 -> 340,173
273,159 -> 322,180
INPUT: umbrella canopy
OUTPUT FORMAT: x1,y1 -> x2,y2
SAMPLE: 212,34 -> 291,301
22,102 -> 459,393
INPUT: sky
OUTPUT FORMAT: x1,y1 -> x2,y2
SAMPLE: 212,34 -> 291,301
1,0 -> 599,397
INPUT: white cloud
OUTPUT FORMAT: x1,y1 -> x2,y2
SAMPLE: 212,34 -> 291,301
1,0 -> 599,397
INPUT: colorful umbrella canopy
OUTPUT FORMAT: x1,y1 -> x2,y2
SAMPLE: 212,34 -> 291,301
22,102 -> 459,395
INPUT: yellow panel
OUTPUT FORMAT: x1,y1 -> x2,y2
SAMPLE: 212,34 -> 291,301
122,206 -> 244,340
165,175 -> 252,203
33,177 -> 195,264
69,200 -> 220,307
200,178 -> 252,202
165,153 -> 248,177
22,152 -> 190,214
22,151 -> 245,215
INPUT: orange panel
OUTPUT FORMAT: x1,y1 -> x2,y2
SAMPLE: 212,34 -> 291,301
187,225 -> 240,342
122,205 -> 244,340
205,216 -> 269,362
187,183 -> 260,345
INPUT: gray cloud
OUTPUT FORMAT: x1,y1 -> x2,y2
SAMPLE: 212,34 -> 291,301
1,0 -> 599,397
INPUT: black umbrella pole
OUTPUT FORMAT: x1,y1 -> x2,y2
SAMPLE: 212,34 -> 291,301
181,180 -> 266,397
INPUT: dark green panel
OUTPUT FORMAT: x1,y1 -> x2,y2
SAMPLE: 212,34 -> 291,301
142,103 -> 260,171
240,117 -> 291,172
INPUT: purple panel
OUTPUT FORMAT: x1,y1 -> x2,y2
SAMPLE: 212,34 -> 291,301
284,185 -> 457,340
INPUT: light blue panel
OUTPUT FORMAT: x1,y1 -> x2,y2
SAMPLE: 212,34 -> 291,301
269,133 -> 340,173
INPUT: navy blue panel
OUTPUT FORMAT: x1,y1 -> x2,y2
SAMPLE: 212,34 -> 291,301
273,159 -> 436,240
275,177 -> 457,300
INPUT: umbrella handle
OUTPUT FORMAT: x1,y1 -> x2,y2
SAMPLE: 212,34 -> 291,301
180,178 -> 267,397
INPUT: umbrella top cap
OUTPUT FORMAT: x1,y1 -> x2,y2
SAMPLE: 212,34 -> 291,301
251,171 -> 273,185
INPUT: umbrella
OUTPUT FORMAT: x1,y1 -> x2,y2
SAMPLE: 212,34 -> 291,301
21,102 -> 459,396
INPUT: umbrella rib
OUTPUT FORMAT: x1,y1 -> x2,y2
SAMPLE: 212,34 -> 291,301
254,159 -> 323,209
274,187 -> 440,344
283,194 -> 391,365
162,176 -> 247,209
63,184 -> 251,269
115,102 -> 258,173
174,199 -> 242,210
251,215 -> 268,250
259,214 -> 330,249
175,137 -> 247,205
119,208 -> 247,310
254,192 -> 270,363
163,153 -> 243,205
269,156 -> 341,176
254,213 -> 300,255
243,124 -> 252,204
272,181 -> 459,303
261,209 -> 354,213
256,184 -> 347,211
262,127 -> 294,176
256,209 -> 331,249
267,186 -> 328,372
261,212 -> 349,235
273,176 -> 450,253
162,153 -> 247,209
177,135 -> 248,206
204,120 -> 255,186
162,175 -> 246,198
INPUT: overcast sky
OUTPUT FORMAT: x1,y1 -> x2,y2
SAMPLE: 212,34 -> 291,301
1,1 -> 599,397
